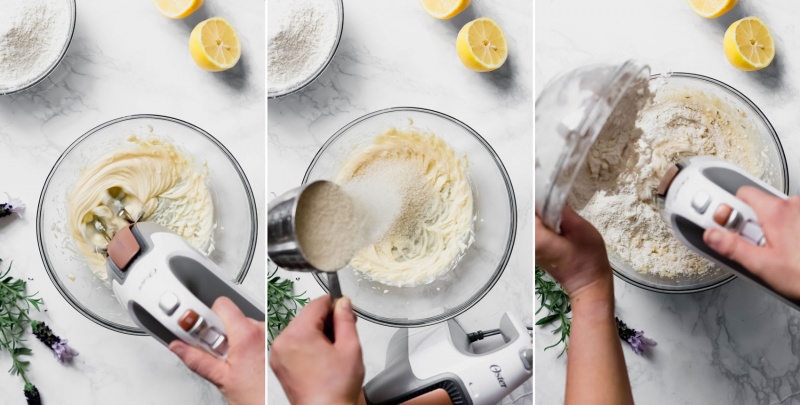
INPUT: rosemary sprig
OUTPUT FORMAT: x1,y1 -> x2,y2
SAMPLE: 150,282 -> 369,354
535,266 -> 657,357
535,267 -> 571,357
267,265 -> 309,347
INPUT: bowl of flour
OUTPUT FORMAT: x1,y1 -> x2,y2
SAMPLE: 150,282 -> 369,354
571,73 -> 788,293
268,0 -> 344,99
0,0 -> 76,95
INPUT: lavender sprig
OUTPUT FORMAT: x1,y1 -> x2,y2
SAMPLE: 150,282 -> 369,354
616,317 -> 657,355
0,193 -> 25,218
32,321 -> 78,363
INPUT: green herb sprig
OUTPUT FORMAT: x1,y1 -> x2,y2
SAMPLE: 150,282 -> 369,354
0,259 -> 43,403
268,265 -> 309,347
535,267 -> 572,357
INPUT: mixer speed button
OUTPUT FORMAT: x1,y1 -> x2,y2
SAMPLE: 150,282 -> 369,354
158,293 -> 179,316
691,192 -> 711,214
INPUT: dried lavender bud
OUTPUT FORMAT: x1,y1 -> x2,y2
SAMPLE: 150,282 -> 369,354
0,193 -> 25,218
616,317 -> 656,355
24,383 -> 41,405
32,321 -> 78,362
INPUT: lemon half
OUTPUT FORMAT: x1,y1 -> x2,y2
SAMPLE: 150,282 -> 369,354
153,0 -> 203,19
456,18 -> 508,72
723,17 -> 775,71
419,0 -> 471,20
190,18 -> 241,72
686,0 -> 737,18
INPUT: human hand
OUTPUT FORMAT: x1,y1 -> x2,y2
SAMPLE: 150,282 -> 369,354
704,186 -> 800,300
535,206 -> 612,298
269,296 -> 365,405
170,296 -> 265,405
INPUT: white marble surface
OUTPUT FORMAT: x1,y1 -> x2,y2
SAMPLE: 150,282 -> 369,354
268,0 -> 532,404
536,1 -> 800,404
0,1 -> 265,404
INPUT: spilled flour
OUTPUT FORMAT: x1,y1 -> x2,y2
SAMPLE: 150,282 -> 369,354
570,79 -> 765,277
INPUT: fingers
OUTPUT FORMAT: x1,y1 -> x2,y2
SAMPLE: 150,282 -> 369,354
290,296 -> 332,334
535,215 -> 568,263
333,297 -> 360,354
559,206 -> 591,237
170,340 -> 227,385
704,228 -> 765,271
737,186 -> 783,223
211,296 -> 250,341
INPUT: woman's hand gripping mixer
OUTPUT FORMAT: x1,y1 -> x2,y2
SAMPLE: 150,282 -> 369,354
89,191 -> 265,358
656,156 -> 800,310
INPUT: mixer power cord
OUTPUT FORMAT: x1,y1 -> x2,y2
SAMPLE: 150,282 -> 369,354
467,326 -> 533,343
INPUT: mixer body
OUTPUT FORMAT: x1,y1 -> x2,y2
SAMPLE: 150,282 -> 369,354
656,156 -> 800,310
106,222 -> 265,357
363,312 -> 532,405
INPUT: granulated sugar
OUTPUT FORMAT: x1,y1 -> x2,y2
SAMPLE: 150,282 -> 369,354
571,81 -> 765,278
0,0 -> 72,92
268,0 -> 338,94
296,182 -> 361,271
341,163 -> 404,246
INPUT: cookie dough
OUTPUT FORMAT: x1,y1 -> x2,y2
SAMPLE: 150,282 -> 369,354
335,128 -> 474,287
68,136 -> 215,279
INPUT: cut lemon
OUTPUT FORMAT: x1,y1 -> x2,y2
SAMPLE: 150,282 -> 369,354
456,18 -> 507,72
419,0 -> 470,20
723,17 -> 775,71
189,18 -> 241,72
153,0 -> 203,19
686,0 -> 737,18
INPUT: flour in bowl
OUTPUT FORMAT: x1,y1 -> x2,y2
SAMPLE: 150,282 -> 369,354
268,0 -> 338,94
571,80 -> 765,277
0,0 -> 72,93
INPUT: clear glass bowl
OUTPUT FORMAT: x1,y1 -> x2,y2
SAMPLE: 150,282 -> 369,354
612,73 -> 788,293
303,107 -> 517,327
267,0 -> 344,99
0,0 -> 77,96
37,115 -> 258,334
537,65 -> 789,293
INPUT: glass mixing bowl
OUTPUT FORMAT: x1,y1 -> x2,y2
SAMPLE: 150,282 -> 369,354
303,107 -> 517,327
612,73 -> 788,293
0,0 -> 76,96
37,115 -> 258,334
536,65 -> 788,293
267,0 -> 344,99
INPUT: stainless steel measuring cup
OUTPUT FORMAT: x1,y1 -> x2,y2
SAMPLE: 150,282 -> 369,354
267,180 -> 344,301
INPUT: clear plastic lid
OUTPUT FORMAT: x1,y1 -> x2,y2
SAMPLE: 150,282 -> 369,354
535,60 -> 650,232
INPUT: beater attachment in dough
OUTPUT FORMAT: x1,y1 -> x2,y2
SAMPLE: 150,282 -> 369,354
82,189 -> 145,254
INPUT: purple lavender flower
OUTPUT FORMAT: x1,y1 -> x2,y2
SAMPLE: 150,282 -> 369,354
32,321 -> 78,363
0,193 -> 25,218
616,317 -> 656,355
24,383 -> 41,405
51,340 -> 79,362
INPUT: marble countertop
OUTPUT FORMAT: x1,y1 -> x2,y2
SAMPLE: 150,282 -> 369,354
536,1 -> 800,404
267,0 -> 532,404
0,1 -> 264,404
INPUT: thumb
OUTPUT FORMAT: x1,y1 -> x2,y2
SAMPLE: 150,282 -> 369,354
333,297 -> 360,353
170,340 -> 227,385
704,228 -> 764,271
